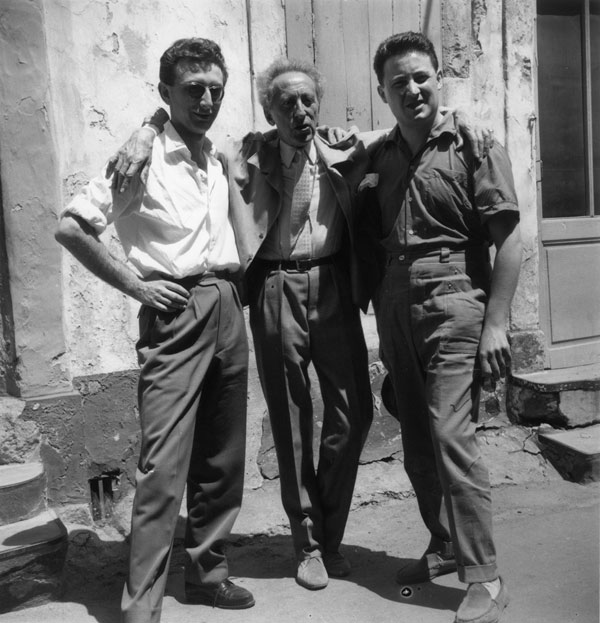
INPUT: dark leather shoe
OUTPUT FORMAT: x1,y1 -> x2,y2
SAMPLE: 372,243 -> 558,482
185,579 -> 255,609
324,551 -> 351,577
396,551 -> 457,584
455,577 -> 509,623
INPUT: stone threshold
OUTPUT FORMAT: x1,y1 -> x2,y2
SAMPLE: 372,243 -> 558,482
511,362 -> 600,392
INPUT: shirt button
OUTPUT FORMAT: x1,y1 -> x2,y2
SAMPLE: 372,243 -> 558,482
398,255 -> 405,261
259,233 -> 264,239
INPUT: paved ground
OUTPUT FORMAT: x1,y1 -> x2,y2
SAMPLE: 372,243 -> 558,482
1,473 -> 598,623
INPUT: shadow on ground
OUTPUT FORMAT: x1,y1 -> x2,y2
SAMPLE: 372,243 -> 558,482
59,528 -> 463,622
166,532 -> 463,612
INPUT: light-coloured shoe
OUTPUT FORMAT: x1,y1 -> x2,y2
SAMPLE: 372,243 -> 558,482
296,556 -> 329,590
455,577 -> 509,623
324,551 -> 351,577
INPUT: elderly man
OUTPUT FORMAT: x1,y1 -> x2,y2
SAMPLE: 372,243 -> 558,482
55,38 -> 255,622
227,60 -> 374,590
359,32 -> 522,623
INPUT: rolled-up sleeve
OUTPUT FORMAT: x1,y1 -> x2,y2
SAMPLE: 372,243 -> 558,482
62,169 -> 114,234
474,145 -> 520,225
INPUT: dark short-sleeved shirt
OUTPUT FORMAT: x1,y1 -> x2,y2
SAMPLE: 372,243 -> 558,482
368,113 -> 519,255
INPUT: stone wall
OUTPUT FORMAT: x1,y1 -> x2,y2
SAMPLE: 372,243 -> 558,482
441,0 -> 544,373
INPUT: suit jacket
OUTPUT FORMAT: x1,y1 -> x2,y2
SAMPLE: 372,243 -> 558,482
222,128 -> 372,310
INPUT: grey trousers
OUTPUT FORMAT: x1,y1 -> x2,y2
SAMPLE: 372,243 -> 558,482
376,251 -> 498,584
121,277 -> 248,623
248,259 -> 372,559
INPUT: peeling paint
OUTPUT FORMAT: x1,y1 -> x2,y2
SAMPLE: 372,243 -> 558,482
120,26 -> 148,76
88,107 -> 108,130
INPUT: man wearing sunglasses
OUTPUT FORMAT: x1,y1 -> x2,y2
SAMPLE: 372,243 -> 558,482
55,38 -> 255,623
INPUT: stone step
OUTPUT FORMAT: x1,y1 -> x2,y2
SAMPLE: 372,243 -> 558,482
0,509 -> 68,613
0,462 -> 46,526
537,424 -> 600,484
508,363 -> 600,427
512,363 -> 600,392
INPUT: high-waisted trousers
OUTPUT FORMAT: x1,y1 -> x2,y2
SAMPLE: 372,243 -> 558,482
121,277 -> 248,623
376,251 -> 497,584
248,259 -> 373,560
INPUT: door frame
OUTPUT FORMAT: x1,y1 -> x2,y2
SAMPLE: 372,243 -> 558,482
535,0 -> 600,369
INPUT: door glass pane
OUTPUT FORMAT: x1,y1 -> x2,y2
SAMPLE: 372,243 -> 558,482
538,1 -> 587,218
592,0 -> 600,214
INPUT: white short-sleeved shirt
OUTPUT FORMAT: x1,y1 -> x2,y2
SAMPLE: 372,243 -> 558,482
64,122 -> 240,278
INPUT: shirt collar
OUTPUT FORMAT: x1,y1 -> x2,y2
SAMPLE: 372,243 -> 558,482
279,139 -> 317,168
163,121 -> 217,161
386,111 -> 458,148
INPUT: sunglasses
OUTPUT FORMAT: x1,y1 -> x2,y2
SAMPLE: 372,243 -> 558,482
181,83 -> 225,103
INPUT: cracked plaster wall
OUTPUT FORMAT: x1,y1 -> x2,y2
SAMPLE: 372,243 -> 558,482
441,0 -> 543,371
43,0 -> 270,377
0,0 -> 72,397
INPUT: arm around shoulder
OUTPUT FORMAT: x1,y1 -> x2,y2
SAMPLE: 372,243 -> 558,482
105,107 -> 169,193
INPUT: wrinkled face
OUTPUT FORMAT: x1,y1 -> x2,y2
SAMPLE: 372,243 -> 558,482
159,59 -> 224,138
266,71 -> 320,147
377,51 -> 441,131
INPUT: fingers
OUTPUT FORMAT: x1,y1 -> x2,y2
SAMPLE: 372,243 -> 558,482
164,282 -> 190,296
119,176 -> 130,193
164,283 -> 190,305
157,282 -> 189,310
479,346 -> 511,391
140,279 -> 190,312
105,157 -> 116,179
456,128 -> 494,161
107,151 -> 130,193
141,160 -> 152,185
480,129 -> 495,159
479,351 -> 493,390
111,172 -> 128,193
151,296 -> 185,312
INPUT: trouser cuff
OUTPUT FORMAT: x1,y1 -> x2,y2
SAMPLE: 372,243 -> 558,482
459,562 -> 498,584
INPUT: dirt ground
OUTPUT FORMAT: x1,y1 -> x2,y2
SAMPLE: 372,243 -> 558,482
2,474 -> 598,623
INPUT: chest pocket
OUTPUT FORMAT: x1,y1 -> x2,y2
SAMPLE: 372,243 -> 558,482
414,168 -> 478,230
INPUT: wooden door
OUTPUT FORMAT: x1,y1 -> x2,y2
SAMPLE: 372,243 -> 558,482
284,0 -> 441,130
537,0 -> 600,368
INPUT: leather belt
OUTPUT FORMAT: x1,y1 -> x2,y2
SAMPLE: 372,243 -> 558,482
148,270 -> 233,289
255,255 -> 336,272
387,245 -> 488,266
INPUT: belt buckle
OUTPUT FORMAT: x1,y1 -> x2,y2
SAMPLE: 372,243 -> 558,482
294,259 -> 311,272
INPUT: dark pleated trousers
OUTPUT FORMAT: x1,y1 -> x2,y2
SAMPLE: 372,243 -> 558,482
248,259 -> 373,560
121,277 -> 248,623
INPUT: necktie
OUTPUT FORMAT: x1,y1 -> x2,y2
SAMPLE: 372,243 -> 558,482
289,150 -> 314,240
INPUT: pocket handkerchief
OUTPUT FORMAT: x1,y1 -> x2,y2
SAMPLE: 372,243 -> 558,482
358,173 -> 379,191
